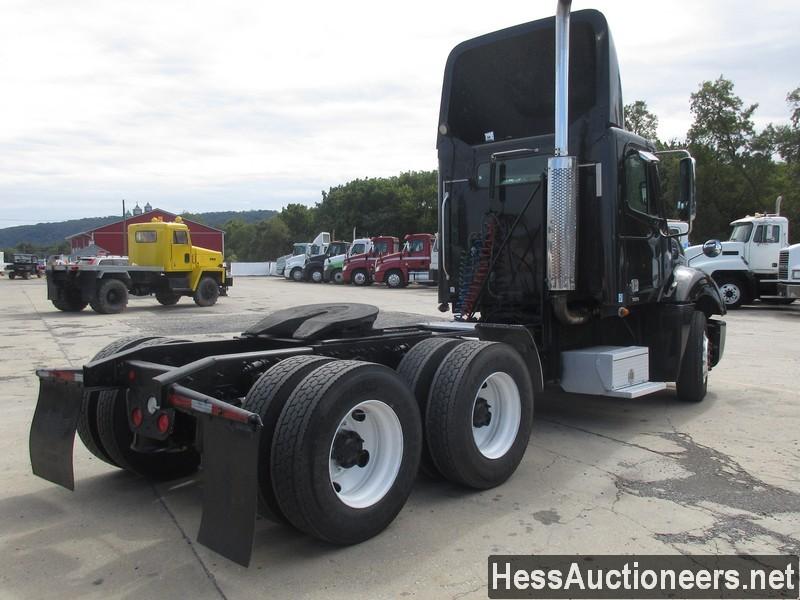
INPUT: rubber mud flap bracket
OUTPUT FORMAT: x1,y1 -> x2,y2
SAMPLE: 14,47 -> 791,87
29,377 -> 84,490
197,416 -> 261,567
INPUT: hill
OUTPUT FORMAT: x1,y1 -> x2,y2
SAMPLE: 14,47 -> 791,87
0,209 -> 277,248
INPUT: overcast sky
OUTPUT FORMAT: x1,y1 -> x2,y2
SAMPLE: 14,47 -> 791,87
1,0 -> 798,227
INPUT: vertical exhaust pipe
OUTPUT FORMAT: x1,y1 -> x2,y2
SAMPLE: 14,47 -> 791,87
547,0 -> 587,324
775,195 -> 782,216
547,0 -> 578,294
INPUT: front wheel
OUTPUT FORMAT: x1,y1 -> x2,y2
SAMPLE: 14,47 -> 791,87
715,275 -> 747,309
385,270 -> 404,289
676,311 -> 709,403
309,268 -> 324,283
193,276 -> 220,306
332,270 -> 344,284
8,273 -> 15,280
271,360 -> 421,544
291,268 -> 303,282
352,269 -> 369,286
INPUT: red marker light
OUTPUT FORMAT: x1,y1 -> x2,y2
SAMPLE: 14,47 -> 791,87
131,407 -> 143,428
156,412 -> 170,433
128,370 -> 136,382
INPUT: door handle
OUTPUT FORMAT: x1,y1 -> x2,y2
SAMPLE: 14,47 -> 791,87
185,253 -> 190,263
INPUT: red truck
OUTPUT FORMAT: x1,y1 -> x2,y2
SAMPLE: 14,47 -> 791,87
373,233 -> 439,288
341,235 -> 400,285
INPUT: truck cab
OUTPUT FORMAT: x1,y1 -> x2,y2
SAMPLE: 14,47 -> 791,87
373,233 -> 438,288
324,238 -> 370,283
341,235 -> 400,285
777,243 -> 800,302
285,232 -> 330,282
685,211 -> 789,307
304,240 -> 349,283
5,253 -> 40,280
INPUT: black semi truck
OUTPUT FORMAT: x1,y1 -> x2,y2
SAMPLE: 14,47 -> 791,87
29,1 -> 725,567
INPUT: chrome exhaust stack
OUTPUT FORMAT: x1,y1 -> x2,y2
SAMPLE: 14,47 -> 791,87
547,0 -> 578,293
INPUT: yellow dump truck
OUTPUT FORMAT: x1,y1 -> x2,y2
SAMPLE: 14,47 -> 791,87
47,217 -> 232,313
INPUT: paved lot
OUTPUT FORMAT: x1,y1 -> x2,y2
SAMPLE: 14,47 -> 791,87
1,276 -> 799,599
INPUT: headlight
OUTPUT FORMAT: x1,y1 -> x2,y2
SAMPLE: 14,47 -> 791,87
792,269 -> 800,280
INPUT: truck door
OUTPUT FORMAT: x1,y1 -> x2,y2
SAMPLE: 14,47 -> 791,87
748,223 -> 782,274
171,229 -> 192,272
620,150 -> 665,302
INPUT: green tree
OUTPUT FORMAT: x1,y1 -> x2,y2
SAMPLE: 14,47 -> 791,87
624,100 -> 659,140
279,203 -> 314,242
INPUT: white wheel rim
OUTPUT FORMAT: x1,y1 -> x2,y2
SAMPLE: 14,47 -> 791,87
334,272 -> 343,283
471,372 -> 521,459
720,283 -> 740,304
328,400 -> 403,509
293,270 -> 302,281
312,271 -> 322,282
702,331 -> 709,382
354,272 -> 366,285
388,273 -> 400,287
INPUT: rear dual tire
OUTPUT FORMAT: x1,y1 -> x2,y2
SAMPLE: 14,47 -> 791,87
90,278 -> 128,314
425,341 -> 533,489
270,360 -> 422,544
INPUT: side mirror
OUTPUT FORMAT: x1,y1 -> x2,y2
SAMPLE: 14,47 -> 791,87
702,239 -> 722,258
678,156 -> 696,223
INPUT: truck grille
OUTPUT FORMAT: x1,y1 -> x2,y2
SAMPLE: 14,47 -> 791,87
779,250 -> 789,280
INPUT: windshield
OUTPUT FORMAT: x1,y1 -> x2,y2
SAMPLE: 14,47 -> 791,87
350,243 -> 366,255
729,223 -> 753,243
374,240 -> 391,254
292,244 -> 307,256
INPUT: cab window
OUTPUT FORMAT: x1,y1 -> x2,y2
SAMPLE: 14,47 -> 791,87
624,153 -> 651,215
753,224 -> 780,243
135,230 -> 157,243
351,243 -> 365,255
408,239 -> 425,254
729,223 -> 753,243
173,230 -> 188,244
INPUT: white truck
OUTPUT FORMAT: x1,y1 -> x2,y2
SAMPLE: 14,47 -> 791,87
284,232 -> 330,282
777,244 -> 800,301
685,198 -> 794,308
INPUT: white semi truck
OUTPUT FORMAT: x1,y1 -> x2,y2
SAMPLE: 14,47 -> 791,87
685,197 -> 794,308
777,243 -> 800,301
284,232 -> 330,282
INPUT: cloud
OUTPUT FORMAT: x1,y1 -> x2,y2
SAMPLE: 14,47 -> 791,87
0,0 -> 797,225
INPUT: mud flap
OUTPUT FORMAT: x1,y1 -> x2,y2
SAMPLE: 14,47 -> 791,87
197,416 -> 261,567
29,376 -> 83,490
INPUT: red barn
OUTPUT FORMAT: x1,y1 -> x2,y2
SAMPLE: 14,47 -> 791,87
67,207 -> 225,257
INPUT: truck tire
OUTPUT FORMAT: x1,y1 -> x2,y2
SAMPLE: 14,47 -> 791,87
52,295 -> 89,312
22,272 -> 30,280
242,355 -> 335,523
36,271 -> 42,278
271,360 -> 422,544
426,341 -> 533,489
309,267 -> 324,283
676,311 -> 709,403
8,272 -> 15,280
193,276 -> 219,307
352,269 -> 369,286
291,268 -> 303,282
385,270 -> 404,289
90,278 -> 129,314
396,337 -> 464,478
95,338 -> 200,479
77,336 -> 161,467
156,291 -> 181,306
714,275 -> 747,309
332,269 -> 344,284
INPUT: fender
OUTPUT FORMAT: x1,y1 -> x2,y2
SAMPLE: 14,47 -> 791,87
475,323 -> 544,393
669,265 -> 726,316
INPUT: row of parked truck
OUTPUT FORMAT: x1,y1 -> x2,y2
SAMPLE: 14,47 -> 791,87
275,231 -> 440,288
